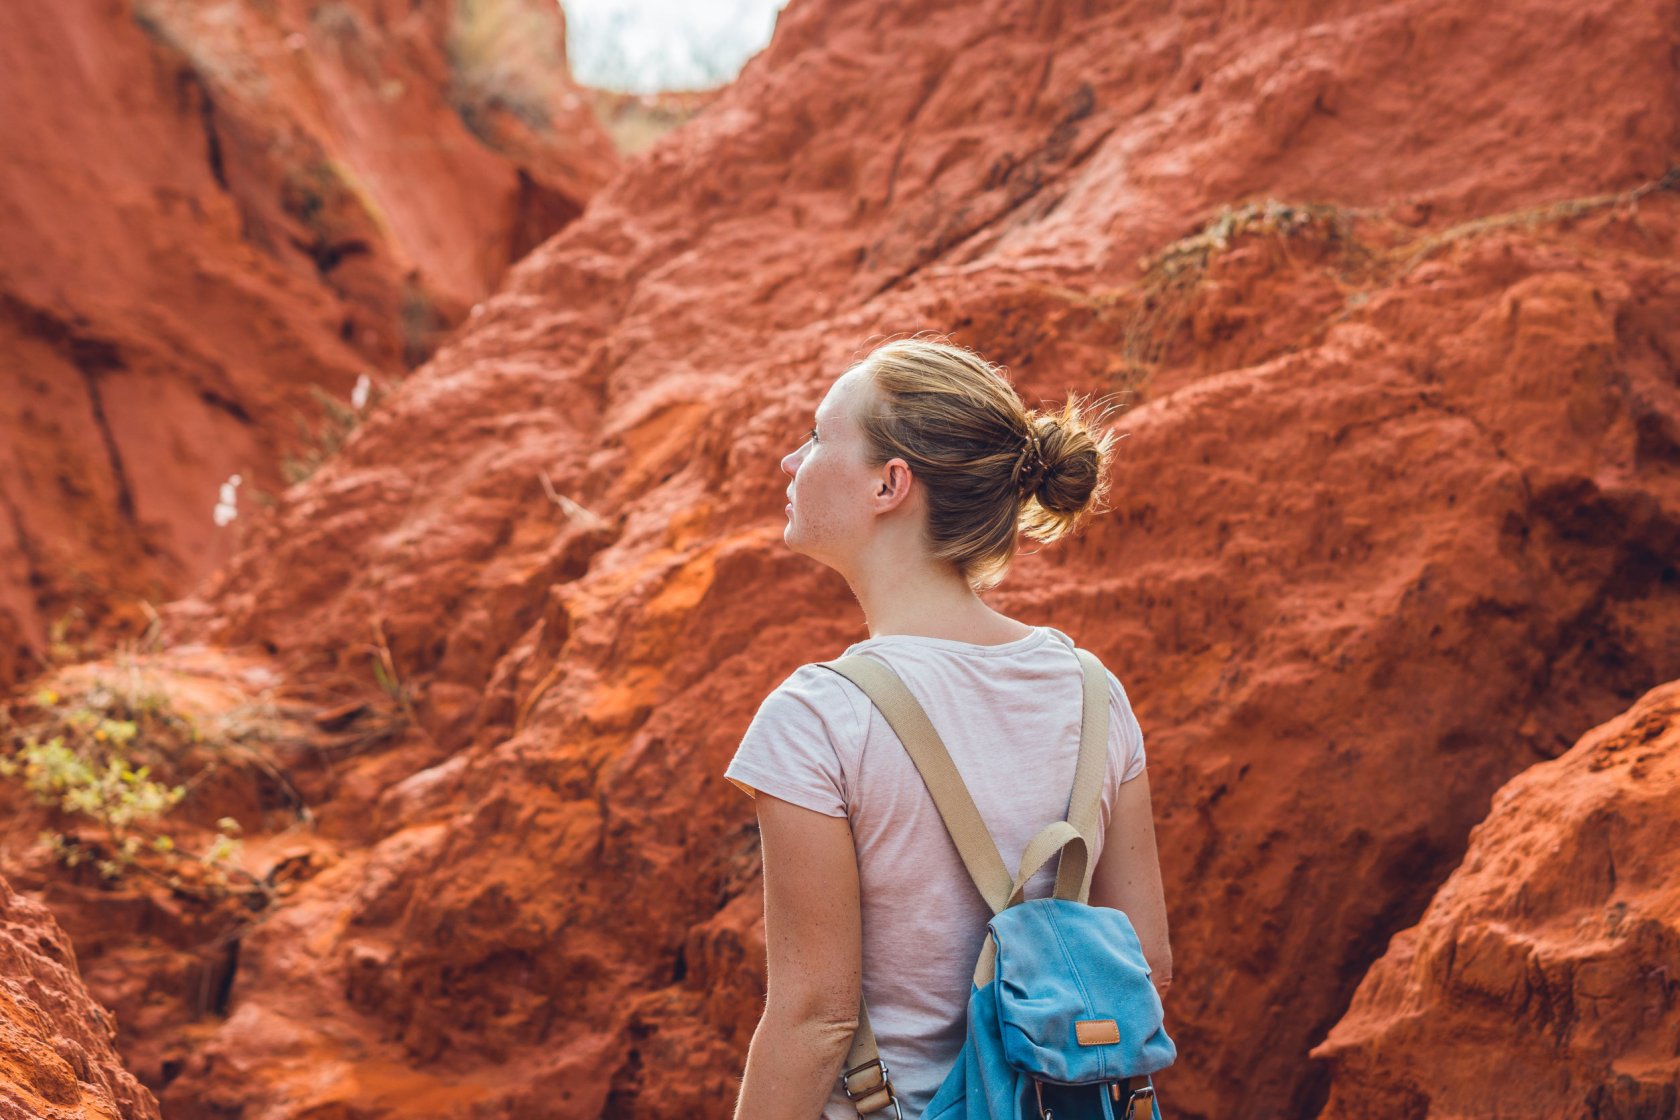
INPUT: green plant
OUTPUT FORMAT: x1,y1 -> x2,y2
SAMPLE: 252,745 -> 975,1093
278,158 -> 390,272
360,615 -> 416,725
46,607 -> 91,666
281,384 -> 356,484
1,676 -> 257,898
281,375 -> 390,484
399,278 -> 444,369
6,733 -> 185,881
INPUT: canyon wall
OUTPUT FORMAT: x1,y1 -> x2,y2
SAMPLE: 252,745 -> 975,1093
155,0 -> 1679,1114
0,0 -> 617,689
1,0 -> 1676,1116
1313,679 -> 1680,1117
0,874 -> 159,1120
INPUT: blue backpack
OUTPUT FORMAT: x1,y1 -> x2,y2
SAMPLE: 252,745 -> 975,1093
816,647 -> 1175,1120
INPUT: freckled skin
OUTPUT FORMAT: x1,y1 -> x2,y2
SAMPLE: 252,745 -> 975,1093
779,365 -> 905,576
773,357 -> 1031,646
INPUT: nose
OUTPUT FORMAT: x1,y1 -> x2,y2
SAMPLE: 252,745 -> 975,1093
781,447 -> 799,476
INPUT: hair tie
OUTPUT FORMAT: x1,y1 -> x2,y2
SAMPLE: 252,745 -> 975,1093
1012,429 -> 1048,495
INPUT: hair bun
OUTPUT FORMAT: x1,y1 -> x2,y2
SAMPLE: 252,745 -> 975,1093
849,335 -> 1119,591
1012,424 -> 1051,494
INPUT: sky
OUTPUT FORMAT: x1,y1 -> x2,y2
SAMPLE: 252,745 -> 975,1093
560,0 -> 793,92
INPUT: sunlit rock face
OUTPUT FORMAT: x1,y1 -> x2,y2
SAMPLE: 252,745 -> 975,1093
1312,680 -> 1680,1119
5,0 -> 1678,1116
0,0 -> 618,689
0,874 -> 161,1120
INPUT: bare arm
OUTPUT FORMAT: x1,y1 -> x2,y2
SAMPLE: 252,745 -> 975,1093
1088,768 -> 1173,999
732,792 -> 863,1120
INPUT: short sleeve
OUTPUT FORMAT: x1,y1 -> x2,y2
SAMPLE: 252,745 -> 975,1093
724,663 -> 860,818
1108,669 -> 1147,783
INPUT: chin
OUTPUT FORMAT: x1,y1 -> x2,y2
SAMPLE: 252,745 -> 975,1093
782,531 -> 824,567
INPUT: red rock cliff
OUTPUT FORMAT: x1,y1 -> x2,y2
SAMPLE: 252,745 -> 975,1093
1312,679 -> 1680,1118
0,0 -> 617,689
0,874 -> 160,1120
4,0 -> 1679,1117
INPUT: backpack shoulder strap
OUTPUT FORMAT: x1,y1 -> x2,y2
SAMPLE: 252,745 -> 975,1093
814,646 -> 1112,909
811,645 -> 1115,1117
1058,646 -> 1112,901
970,647 -> 1112,985
819,652 -> 1011,1115
815,653 -> 1014,912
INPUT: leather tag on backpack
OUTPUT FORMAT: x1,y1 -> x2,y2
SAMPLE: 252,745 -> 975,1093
1075,1019 -> 1121,1046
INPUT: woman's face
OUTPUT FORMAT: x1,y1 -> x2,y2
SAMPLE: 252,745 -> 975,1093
780,365 -> 891,571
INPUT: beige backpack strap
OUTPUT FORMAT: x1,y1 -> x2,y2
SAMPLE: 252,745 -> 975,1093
817,655 -> 1014,911
820,653 -> 1007,1117
1057,647 -> 1112,902
971,820 -> 1094,986
972,647 -> 1109,986
836,816 -> 1083,1114
813,645 -> 1112,1118
838,1002 -> 899,1118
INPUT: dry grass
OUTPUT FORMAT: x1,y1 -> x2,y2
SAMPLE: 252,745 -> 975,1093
447,0 -> 566,137
583,87 -> 718,156
1383,164 -> 1680,274
1113,166 -> 1680,384
1121,199 -> 1373,376
281,384 -> 360,485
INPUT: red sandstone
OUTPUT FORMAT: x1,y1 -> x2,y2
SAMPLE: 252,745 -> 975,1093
1,0 -> 1677,1117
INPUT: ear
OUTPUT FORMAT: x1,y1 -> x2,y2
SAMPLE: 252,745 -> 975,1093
876,458 -> 914,509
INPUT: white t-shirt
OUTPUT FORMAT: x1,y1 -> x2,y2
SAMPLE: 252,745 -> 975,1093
723,624 -> 1148,1119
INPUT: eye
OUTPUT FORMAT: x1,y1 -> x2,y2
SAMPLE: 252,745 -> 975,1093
806,426 -> 819,444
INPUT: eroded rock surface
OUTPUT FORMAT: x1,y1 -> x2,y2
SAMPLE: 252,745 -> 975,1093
154,1 -> 1680,1116
0,0 -> 617,689
0,874 -> 160,1120
4,0 -> 1678,1117
1313,680 -> 1680,1119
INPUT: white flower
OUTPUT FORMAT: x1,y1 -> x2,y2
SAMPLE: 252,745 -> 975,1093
213,473 -> 242,526
351,373 -> 372,410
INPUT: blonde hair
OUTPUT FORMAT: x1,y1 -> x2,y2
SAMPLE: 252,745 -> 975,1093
851,336 -> 1120,591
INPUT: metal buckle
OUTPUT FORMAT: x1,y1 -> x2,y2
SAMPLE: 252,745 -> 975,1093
1033,1077 -> 1053,1119
1123,1084 -> 1155,1120
841,1058 -> 903,1119
841,1058 -> 884,1100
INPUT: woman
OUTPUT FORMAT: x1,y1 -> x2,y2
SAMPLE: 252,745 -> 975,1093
724,337 -> 1173,1120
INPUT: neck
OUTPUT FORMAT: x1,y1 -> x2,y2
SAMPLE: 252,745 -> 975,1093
833,490 -> 1031,644
845,554 -> 1026,643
